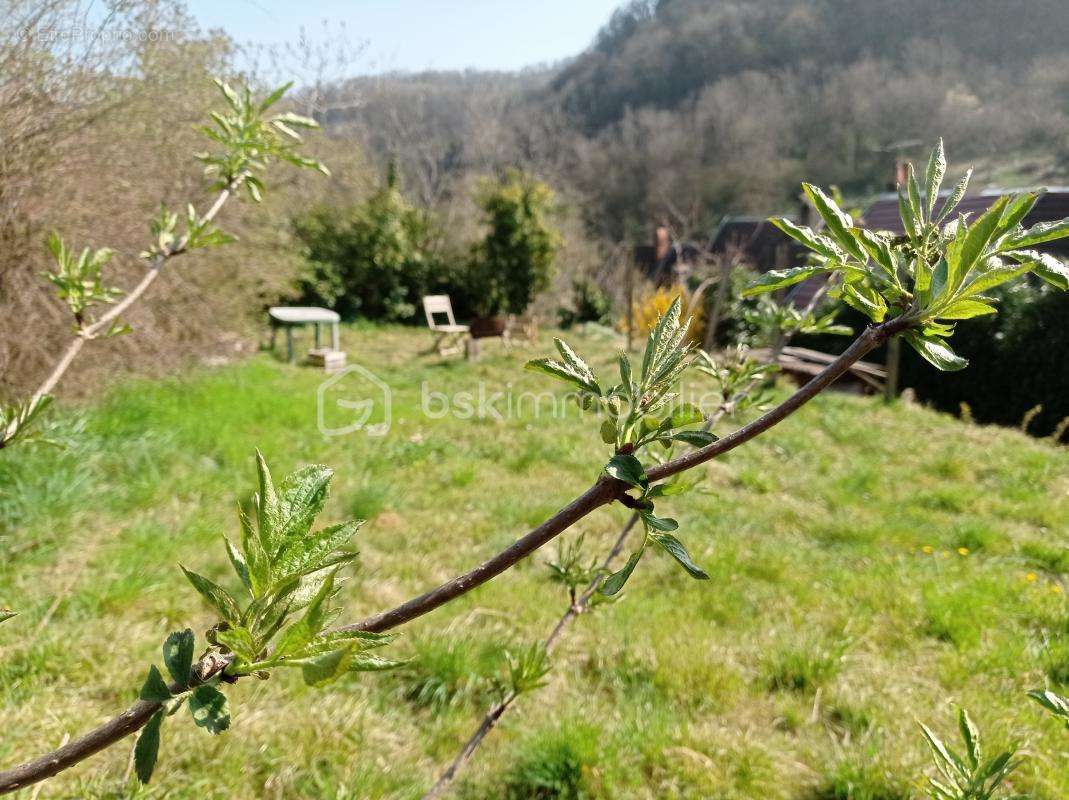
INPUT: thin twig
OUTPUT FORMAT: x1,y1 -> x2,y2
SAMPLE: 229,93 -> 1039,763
4,176 -> 245,442
0,316 -> 907,795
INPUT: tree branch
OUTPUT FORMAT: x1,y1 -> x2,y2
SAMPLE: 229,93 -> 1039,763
0,316 -> 907,794
419,305 -> 827,797
3,177 -> 245,444
340,317 -> 908,637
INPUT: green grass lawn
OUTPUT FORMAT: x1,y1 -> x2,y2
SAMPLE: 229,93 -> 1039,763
1,325 -> 1067,799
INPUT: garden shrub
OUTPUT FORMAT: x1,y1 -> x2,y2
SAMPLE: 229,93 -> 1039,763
557,278 -> 613,328
467,169 -> 560,317
497,723 -> 597,800
291,167 -> 431,322
899,280 -> 1069,440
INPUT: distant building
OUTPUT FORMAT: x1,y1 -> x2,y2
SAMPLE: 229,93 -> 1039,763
862,188 -> 1069,257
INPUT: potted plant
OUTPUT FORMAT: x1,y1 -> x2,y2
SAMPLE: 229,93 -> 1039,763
467,169 -> 559,336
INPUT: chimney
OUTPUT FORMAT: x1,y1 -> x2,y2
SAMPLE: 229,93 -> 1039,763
894,158 -> 909,190
654,223 -> 670,263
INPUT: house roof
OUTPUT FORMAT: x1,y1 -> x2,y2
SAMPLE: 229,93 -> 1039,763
862,188 -> 1069,255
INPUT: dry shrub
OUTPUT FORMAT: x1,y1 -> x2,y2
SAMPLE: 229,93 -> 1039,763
0,1 -> 368,401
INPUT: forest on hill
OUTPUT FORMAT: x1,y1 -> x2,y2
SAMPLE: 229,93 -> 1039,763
335,0 -> 1069,240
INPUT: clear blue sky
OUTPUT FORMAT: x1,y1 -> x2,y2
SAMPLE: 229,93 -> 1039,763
184,0 -> 622,74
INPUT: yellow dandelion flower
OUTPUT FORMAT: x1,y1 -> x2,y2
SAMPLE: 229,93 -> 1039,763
1052,585 -> 1064,595
922,545 -> 934,554
957,547 -> 969,556
1026,572 -> 1038,583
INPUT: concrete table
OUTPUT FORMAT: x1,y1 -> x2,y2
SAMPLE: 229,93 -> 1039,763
269,306 -> 340,363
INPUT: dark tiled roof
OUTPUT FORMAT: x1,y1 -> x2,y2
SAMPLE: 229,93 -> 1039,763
862,188 -> 1069,256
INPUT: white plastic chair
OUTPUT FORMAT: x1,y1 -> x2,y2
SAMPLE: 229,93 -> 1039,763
422,295 -> 469,357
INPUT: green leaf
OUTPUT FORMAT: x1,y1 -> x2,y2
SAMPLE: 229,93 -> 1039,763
255,450 -> 281,556
554,338 -> 599,395
162,629 -> 195,686
618,353 -> 633,392
600,418 -> 617,445
904,332 -> 968,372
276,464 -> 333,547
1004,217 -> 1069,249
668,403 -> 704,428
906,163 -> 923,228
288,629 -> 395,660
803,183 -> 866,261
139,664 -> 173,703
741,266 -> 826,297
769,217 -> 842,260
919,722 -> 967,777
641,296 -> 683,381
273,519 -> 361,582
852,228 -> 896,275
273,571 -> 337,659
924,139 -> 946,221
648,481 -> 693,498
258,81 -> 293,112
224,537 -> 251,594
599,549 -> 643,596
604,453 -> 648,490
640,511 -> 679,532
349,653 -> 406,672
525,357 -> 600,395
180,566 -> 242,625
239,506 -> 270,595
899,184 -> 920,241
650,532 -> 709,580
1028,689 -> 1069,726
936,299 -> 997,320
671,430 -> 717,447
961,262 -> 1033,295
188,685 -> 230,734
0,609 -> 15,624
936,168 -> 972,223
134,709 -> 164,784
298,647 -> 353,686
994,191 -> 1040,241
1006,249 -> 1069,290
950,195 -> 1008,288
214,626 -> 259,661
958,708 -> 982,770
840,283 -> 887,322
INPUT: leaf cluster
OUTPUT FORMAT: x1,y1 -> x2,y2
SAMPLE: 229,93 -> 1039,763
694,348 -> 776,418
140,202 -> 235,262
0,396 -> 53,449
738,295 -> 852,345
197,79 -> 329,203
495,642 -> 551,698
181,452 -> 397,686
43,232 -> 121,323
545,533 -> 604,605
919,709 -> 1024,800
744,140 -> 1069,371
526,298 -> 713,596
